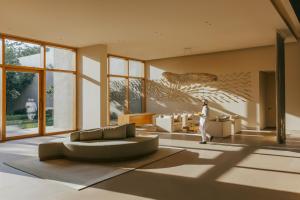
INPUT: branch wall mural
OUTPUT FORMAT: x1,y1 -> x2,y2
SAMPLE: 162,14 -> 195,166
147,72 -> 252,104
162,72 -> 218,85
109,71 -> 254,127
109,78 -> 143,123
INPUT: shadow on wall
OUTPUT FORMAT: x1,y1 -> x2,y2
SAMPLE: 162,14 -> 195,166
147,72 -> 252,104
147,70 -> 255,129
77,55 -> 101,129
285,43 -> 300,134
109,79 -> 144,121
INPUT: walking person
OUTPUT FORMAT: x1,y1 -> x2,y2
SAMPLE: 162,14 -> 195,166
199,99 -> 213,144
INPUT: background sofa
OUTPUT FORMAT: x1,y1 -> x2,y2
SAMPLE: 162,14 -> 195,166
154,114 -> 182,132
154,113 -> 241,136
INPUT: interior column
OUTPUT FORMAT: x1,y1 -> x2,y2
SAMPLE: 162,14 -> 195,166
276,32 -> 286,144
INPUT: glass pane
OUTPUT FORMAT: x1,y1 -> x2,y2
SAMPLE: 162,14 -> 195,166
46,72 -> 76,133
6,71 -> 39,137
109,77 -> 126,125
0,39 -> 2,64
46,46 -> 76,71
109,57 -> 127,76
129,79 -> 143,113
5,39 -> 43,68
129,60 -> 144,77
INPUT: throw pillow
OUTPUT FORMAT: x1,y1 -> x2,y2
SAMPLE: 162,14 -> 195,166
218,115 -> 230,122
70,131 -> 80,142
173,115 -> 180,122
103,125 -> 127,140
80,129 -> 103,141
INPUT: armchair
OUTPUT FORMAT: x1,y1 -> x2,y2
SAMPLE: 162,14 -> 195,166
181,113 -> 200,128
155,115 -> 182,133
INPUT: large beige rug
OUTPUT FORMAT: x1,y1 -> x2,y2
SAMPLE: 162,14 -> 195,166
4,147 -> 183,190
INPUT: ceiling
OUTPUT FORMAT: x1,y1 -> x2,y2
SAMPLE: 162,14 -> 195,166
272,0 -> 300,39
289,0 -> 300,22
0,0 -> 293,60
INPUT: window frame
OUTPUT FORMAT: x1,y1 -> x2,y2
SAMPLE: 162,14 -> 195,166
45,45 -> 77,72
0,33 -> 78,141
107,54 -> 146,125
4,38 -> 44,69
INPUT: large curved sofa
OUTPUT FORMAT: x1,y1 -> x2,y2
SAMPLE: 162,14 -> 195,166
39,124 -> 159,161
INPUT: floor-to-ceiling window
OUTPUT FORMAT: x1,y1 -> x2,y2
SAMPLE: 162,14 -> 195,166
0,34 -> 77,141
5,70 -> 40,137
45,46 -> 76,133
108,56 -> 145,125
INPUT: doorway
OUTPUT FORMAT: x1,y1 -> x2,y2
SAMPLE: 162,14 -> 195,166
259,71 -> 276,130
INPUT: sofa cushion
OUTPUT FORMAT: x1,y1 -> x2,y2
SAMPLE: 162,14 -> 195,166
217,115 -> 230,122
80,129 -> 103,141
163,115 -> 172,119
173,115 -> 180,122
70,131 -> 80,142
187,114 -> 193,120
103,125 -> 127,140
126,123 -> 136,138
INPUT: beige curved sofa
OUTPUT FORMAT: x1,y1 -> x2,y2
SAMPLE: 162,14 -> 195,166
39,124 -> 159,161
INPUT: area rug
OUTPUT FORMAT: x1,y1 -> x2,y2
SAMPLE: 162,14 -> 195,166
4,147 -> 184,190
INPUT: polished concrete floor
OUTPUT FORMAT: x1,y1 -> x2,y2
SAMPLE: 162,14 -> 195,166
0,132 -> 300,200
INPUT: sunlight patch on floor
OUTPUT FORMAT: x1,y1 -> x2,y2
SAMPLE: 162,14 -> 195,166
83,187 -> 156,200
159,138 -> 245,152
0,171 -> 75,200
0,171 -> 40,189
217,167 -> 300,193
186,149 -> 223,160
254,148 -> 300,158
237,153 -> 300,173
137,164 -> 214,178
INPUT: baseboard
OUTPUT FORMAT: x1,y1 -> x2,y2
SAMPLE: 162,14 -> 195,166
240,129 -> 276,136
286,130 -> 300,135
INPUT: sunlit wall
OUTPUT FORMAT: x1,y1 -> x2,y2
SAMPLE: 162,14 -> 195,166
77,44 -> 107,129
146,45 -> 275,130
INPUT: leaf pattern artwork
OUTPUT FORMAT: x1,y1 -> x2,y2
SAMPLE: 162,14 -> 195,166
147,72 -> 252,104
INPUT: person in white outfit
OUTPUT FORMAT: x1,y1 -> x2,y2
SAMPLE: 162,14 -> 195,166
25,98 -> 37,120
199,99 -> 213,144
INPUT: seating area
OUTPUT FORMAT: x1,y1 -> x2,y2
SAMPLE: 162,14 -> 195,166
1,1 -> 300,200
154,113 -> 241,137
39,124 -> 159,161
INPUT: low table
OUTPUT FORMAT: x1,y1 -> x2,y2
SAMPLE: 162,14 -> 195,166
118,113 -> 155,126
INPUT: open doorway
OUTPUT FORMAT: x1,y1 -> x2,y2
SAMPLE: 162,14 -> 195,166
259,71 -> 276,130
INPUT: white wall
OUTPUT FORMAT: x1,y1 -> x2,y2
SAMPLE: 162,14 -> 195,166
53,72 -> 76,130
285,42 -> 300,133
146,42 -> 300,133
77,44 -> 107,129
